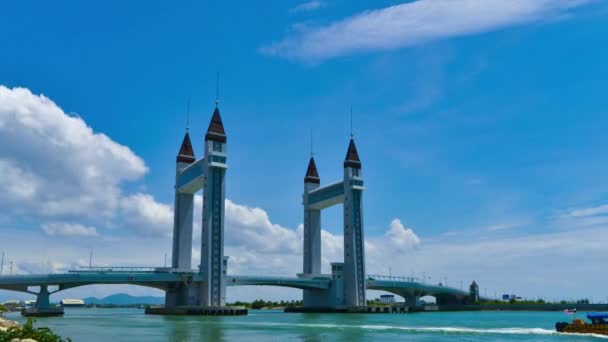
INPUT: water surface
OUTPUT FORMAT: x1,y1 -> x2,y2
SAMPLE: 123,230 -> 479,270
5,308 -> 607,341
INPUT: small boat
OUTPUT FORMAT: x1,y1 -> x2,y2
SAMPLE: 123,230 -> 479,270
556,313 -> 608,335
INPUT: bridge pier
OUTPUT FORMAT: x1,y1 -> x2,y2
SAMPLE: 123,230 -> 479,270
36,285 -> 51,309
404,295 -> 419,307
165,283 -> 190,307
22,285 -> 64,317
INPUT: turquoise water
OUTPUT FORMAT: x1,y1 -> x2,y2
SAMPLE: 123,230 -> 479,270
5,308 -> 608,341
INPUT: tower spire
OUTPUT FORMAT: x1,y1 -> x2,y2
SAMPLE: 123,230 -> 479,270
344,138 -> 361,169
177,131 -> 195,163
304,156 -> 320,184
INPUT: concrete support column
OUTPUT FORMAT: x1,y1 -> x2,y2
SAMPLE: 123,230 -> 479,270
405,295 -> 418,307
36,285 -> 51,309
172,191 -> 194,270
303,208 -> 321,275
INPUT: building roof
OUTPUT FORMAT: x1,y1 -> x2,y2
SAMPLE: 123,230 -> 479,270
471,280 -> 478,287
344,138 -> 361,169
304,157 -> 320,184
177,132 -> 196,163
205,107 -> 227,143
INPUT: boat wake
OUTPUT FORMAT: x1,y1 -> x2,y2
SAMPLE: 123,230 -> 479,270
238,322 -> 608,339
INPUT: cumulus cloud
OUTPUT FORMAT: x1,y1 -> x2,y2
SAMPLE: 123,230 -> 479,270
290,1 -> 326,13
225,199 -> 299,253
0,86 -> 148,219
262,0 -> 592,62
385,219 -> 421,250
41,222 -> 99,237
120,193 -> 173,237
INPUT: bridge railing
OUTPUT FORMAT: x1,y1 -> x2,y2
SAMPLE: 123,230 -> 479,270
69,266 -> 163,273
367,274 -> 420,282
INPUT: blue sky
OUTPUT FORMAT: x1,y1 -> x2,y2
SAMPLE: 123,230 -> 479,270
1,0 -> 608,302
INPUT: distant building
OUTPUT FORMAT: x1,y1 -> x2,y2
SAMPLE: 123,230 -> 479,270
22,300 -> 36,308
60,299 -> 85,307
380,294 -> 395,304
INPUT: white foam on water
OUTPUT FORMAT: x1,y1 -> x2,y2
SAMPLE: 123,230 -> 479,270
236,322 -> 608,339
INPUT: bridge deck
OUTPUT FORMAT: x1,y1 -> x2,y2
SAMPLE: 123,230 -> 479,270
0,272 -> 472,300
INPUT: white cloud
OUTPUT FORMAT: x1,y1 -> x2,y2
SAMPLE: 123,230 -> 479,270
385,218 -> 421,250
262,0 -> 592,62
120,193 -> 173,237
0,86 -> 148,219
41,222 -> 99,237
290,1 -> 326,13
15,260 -> 68,275
565,204 -> 608,218
225,199 -> 299,253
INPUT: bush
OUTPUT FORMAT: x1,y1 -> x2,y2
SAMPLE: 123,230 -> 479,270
0,318 -> 71,342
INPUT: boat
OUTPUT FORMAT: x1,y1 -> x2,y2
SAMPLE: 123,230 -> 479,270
556,313 -> 608,335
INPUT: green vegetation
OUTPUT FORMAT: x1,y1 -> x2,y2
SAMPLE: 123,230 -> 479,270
0,319 -> 71,342
228,300 -> 303,309
0,305 -> 6,313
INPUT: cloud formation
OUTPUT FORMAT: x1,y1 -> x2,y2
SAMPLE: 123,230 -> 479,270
262,0 -> 592,62
120,193 -> 174,237
0,86 -> 147,220
385,219 -> 421,250
290,1 -> 326,13
41,222 -> 99,237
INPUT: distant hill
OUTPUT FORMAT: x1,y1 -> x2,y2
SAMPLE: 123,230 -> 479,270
83,293 -> 164,305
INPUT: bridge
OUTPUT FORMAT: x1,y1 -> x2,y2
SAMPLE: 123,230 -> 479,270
0,101 -> 480,315
0,270 -> 473,308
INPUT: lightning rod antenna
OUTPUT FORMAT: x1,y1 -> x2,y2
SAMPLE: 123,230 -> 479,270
310,129 -> 314,157
215,72 -> 220,107
350,105 -> 354,138
186,97 -> 191,132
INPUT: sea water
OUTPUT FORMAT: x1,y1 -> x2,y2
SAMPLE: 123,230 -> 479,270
5,308 -> 608,341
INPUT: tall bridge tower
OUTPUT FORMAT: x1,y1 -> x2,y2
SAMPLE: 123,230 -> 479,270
199,104 -> 228,306
301,137 -> 366,308
303,157 -> 321,275
165,131 -> 197,307
342,138 -> 366,307
165,100 -> 228,308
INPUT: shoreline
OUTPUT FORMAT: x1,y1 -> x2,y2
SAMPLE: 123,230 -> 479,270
0,316 -> 19,332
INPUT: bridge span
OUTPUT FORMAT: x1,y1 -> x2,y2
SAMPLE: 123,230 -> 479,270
0,270 -> 474,310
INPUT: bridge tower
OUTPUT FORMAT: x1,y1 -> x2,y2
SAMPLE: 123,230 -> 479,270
303,157 -> 321,275
302,156 -> 325,306
173,131 -> 196,271
166,131 -> 196,307
342,138 -> 366,307
199,103 -> 228,307
469,280 -> 479,303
